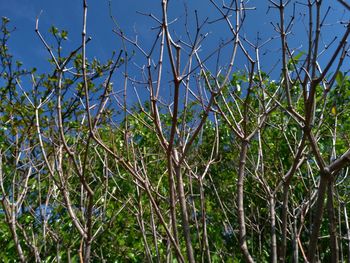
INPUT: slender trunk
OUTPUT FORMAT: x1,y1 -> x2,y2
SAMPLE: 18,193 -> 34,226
1,200 -> 26,263
144,184 -> 185,262
327,180 -> 339,263
10,213 -> 26,263
237,140 -> 255,263
279,183 -> 289,262
292,214 -> 299,263
344,204 -> 350,263
136,187 -> 153,263
166,237 -> 172,263
199,178 -> 211,263
84,194 -> 94,263
338,200 -> 344,263
307,173 -> 328,262
270,195 -> 277,263
149,203 -> 160,262
167,157 -> 179,246
174,161 -> 195,263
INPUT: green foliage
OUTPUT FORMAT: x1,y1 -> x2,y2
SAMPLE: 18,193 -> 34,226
1,14 -> 350,263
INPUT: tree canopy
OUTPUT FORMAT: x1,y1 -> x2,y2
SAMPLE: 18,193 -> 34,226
1,1 -> 350,262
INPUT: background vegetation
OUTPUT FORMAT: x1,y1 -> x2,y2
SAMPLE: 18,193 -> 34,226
1,1 -> 350,262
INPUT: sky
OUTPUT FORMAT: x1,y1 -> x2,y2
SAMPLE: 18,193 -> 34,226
0,0 -> 348,92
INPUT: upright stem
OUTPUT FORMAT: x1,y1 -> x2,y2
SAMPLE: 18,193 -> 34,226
237,140 -> 255,263
2,201 -> 26,263
270,195 -> 277,263
344,204 -> 350,263
327,180 -> 339,263
292,213 -> 299,263
199,178 -> 211,263
280,183 -> 290,262
83,194 -> 94,263
174,151 -> 195,263
166,158 -> 180,248
307,173 -> 329,262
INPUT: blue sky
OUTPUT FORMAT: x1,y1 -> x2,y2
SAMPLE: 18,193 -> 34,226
0,0 -> 348,80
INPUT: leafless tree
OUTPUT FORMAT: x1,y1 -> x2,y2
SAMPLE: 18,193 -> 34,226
1,0 -> 350,262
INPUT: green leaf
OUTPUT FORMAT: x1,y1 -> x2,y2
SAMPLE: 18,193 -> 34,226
61,30 -> 68,40
49,26 -> 59,35
336,71 -> 344,86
